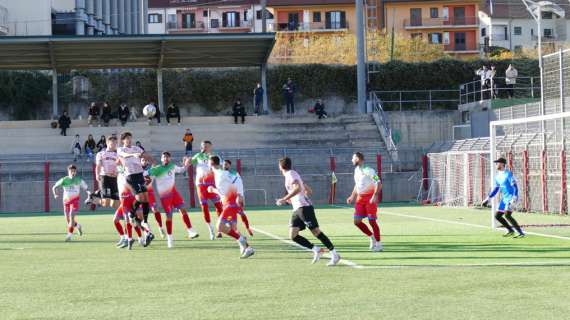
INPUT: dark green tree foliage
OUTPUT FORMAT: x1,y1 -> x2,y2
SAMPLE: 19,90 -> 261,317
0,71 -> 51,120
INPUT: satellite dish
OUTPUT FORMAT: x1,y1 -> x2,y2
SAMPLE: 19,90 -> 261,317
529,1 -> 566,18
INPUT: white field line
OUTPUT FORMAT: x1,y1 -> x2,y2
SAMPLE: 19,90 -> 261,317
332,205 -> 570,241
251,226 -> 364,269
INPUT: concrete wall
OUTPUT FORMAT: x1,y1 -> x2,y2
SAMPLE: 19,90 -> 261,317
0,0 -> 52,36
387,111 -> 460,148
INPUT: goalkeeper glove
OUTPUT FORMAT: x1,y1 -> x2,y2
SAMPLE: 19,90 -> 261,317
482,197 -> 490,207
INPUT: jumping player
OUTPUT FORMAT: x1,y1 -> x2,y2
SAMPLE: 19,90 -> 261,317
208,155 -> 255,258
52,164 -> 90,241
117,132 -> 155,246
93,135 -> 120,209
482,157 -> 525,238
192,140 -> 223,240
347,152 -> 383,252
276,157 -> 340,266
114,166 -> 145,250
141,157 -> 166,238
223,159 -> 253,236
147,152 -> 199,248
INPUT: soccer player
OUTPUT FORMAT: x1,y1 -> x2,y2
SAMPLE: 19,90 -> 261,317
114,166 -> 145,250
147,152 -> 199,248
92,135 -> 120,209
347,152 -> 383,252
208,155 -> 255,258
192,140 -> 223,240
223,159 -> 253,236
483,157 -> 525,238
52,164 -> 89,241
117,132 -> 155,247
276,157 -> 340,266
141,157 -> 166,238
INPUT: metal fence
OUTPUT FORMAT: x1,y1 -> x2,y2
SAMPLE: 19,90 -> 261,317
374,90 -> 460,111
459,76 -> 540,105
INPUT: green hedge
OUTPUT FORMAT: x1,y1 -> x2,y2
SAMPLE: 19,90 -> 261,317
0,59 -> 539,119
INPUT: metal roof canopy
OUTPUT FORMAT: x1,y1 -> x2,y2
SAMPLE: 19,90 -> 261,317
0,33 -> 276,70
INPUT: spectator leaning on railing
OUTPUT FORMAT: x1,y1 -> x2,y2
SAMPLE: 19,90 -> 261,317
84,134 -> 97,161
71,134 -> 82,162
101,102 -> 112,127
118,103 -> 130,126
58,111 -> 71,136
505,64 -> 518,99
96,135 -> 106,152
253,82 -> 264,116
166,103 -> 181,125
233,98 -> 246,124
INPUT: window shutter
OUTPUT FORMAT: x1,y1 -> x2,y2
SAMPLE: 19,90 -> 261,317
158,14 -> 162,23
191,13 -> 196,28
222,12 -> 227,27
325,12 -> 331,29
340,11 -> 346,28
236,12 -> 241,27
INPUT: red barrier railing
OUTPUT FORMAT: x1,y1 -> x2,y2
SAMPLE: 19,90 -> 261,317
560,150 -> 567,215
329,156 -> 336,205
188,164 -> 196,208
377,154 -> 382,203
44,161 -> 50,212
541,150 -> 548,213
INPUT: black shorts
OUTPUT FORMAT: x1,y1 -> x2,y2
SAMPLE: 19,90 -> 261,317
126,172 -> 147,194
290,205 -> 319,231
101,176 -> 119,200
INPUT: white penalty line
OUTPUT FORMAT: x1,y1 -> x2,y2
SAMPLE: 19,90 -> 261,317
332,205 -> 570,241
251,226 -> 364,269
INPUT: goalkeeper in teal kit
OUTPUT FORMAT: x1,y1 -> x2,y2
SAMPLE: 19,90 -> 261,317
482,157 -> 525,238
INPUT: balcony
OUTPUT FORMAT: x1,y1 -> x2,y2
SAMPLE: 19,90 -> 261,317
166,20 -> 253,34
444,43 -> 479,53
404,16 -> 478,30
531,34 -> 562,42
0,5 -> 8,35
272,21 -> 349,33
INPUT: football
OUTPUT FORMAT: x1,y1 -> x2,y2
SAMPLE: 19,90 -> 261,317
143,104 -> 156,118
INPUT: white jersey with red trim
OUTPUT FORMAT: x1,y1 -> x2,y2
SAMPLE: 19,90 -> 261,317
284,170 -> 311,210
147,163 -> 186,198
213,168 -> 240,205
354,165 -> 380,197
117,145 -> 144,176
54,176 -> 88,203
95,149 -> 118,177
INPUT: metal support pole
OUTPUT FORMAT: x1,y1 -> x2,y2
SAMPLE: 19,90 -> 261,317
261,0 -> 267,32
131,0 -> 137,34
560,49 -> 565,113
356,0 -> 367,113
103,0 -> 111,34
86,0 -> 95,35
489,123 -> 497,228
157,68 -> 164,113
75,0 -> 86,35
261,63 -> 268,114
52,69 -> 58,118
111,0 -> 118,34
142,0 -> 148,34
118,0 -> 125,34
125,0 -> 131,34
95,0 -> 103,33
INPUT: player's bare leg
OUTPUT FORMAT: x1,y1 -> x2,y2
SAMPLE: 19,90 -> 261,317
179,208 -> 199,239
217,218 -> 254,258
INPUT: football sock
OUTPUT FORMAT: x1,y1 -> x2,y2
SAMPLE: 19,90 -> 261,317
292,235 -> 314,250
202,205 -> 211,223
68,226 -> 74,234
134,226 -> 142,238
316,232 -> 334,251
181,212 -> 192,229
114,221 -> 125,236
166,220 -> 173,235
154,212 -> 163,228
126,222 -> 133,238
369,220 -> 381,242
227,229 -> 241,240
239,211 -> 251,229
505,213 -> 523,234
214,202 -> 223,217
141,202 -> 150,223
355,221 -> 372,237
495,212 -> 514,232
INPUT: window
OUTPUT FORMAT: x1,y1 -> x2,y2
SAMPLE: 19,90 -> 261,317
481,27 -> 486,37
210,19 -> 219,28
514,26 -> 522,35
167,14 -> 177,28
411,33 -> 423,39
223,11 -> 240,28
203,10 -> 208,17
313,11 -> 321,23
443,32 -> 450,44
182,13 -> 196,28
428,32 -> 442,44
430,8 -> 438,18
325,11 -> 346,29
531,28 -> 534,36
544,28 -> 553,38
244,10 -> 248,21
504,26 -> 508,40
256,9 -> 274,20
542,11 -> 553,19
148,14 -> 162,24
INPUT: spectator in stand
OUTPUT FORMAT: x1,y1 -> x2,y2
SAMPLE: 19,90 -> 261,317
282,78 -> 296,114
118,103 -> 130,126
183,128 -> 194,156
58,111 -> 71,136
490,65 -> 498,99
96,135 -> 106,152
129,105 -> 139,122
135,140 -> 145,152
166,103 -> 181,125
314,99 -> 328,119
88,102 -> 100,127
475,66 -> 490,99
84,134 -> 97,161
505,64 -> 518,99
101,102 -> 112,127
71,134 -> 82,162
253,83 -> 264,116
232,98 -> 246,124
155,104 -> 162,125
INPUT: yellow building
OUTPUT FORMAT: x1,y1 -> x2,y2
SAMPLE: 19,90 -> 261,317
268,0 -> 356,33
383,0 -> 481,57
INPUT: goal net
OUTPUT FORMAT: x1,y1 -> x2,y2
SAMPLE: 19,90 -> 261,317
426,112 -> 570,236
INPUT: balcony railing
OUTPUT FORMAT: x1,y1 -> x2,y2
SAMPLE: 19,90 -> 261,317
444,43 -> 479,52
531,34 -> 560,41
0,5 -> 8,35
404,16 -> 478,28
272,21 -> 349,32
166,20 -> 252,33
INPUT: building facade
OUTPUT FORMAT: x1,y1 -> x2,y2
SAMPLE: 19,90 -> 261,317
479,0 -> 569,53
148,0 -> 274,34
383,0 -> 480,56
0,0 -> 148,36
267,0 -> 355,33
